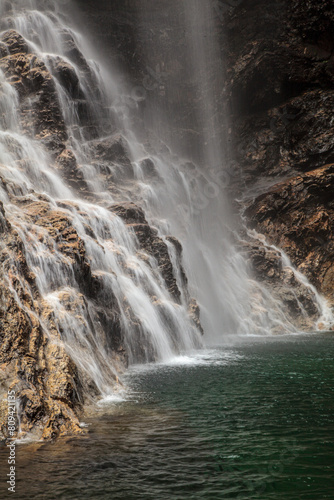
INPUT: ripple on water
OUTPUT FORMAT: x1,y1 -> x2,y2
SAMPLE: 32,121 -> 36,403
1,335 -> 334,500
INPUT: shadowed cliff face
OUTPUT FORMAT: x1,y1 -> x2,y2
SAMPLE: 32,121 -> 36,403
222,0 -> 334,305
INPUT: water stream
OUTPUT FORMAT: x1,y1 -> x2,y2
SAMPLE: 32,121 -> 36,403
0,0 -> 205,398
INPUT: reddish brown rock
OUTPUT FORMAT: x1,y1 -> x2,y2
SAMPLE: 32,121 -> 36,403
0,211 -> 84,440
1,30 -> 29,56
245,164 -> 334,302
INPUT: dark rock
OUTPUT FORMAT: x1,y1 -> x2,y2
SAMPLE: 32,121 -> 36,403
91,135 -> 132,166
140,158 -> 159,178
110,202 -> 147,224
0,52 -> 67,143
55,149 -> 89,195
221,0 -> 334,306
60,30 -> 90,72
47,55 -> 82,99
245,164 -> 334,301
109,202 -> 183,302
0,202 -> 10,233
0,41 -> 8,58
241,236 -> 320,329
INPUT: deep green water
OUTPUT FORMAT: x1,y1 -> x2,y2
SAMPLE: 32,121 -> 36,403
1,334 -> 334,499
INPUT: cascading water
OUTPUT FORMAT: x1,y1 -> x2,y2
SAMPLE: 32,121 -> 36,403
246,228 -> 334,331
0,0 -> 203,405
109,0 -> 334,338
103,0 -> 254,340
0,0 -> 333,439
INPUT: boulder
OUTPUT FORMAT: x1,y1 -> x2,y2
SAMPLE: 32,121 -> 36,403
1,30 -> 29,55
47,55 -> 81,99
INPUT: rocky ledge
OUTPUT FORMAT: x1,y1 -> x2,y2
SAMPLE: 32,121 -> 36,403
0,201 -> 84,440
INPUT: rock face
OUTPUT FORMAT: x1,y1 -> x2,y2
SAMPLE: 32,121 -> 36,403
76,0 -> 334,318
244,164 -> 334,299
241,236 -> 321,332
222,0 -> 334,308
0,202 -> 83,440
0,31 -> 67,149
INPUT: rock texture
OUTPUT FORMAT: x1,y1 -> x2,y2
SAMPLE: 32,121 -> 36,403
245,165 -> 334,299
0,202 -> 83,440
223,0 -> 334,308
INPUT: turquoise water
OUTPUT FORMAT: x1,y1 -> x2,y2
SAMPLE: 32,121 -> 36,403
1,334 -> 334,499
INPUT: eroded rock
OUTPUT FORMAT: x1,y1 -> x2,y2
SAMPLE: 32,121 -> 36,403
245,164 -> 334,302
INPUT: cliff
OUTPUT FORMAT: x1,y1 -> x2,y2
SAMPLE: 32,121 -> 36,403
224,0 -> 334,305
75,0 -> 334,319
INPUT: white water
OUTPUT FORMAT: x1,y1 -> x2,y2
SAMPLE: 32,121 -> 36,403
0,0 -> 203,398
112,0 -> 334,339
0,0 -> 332,402
247,229 -> 334,331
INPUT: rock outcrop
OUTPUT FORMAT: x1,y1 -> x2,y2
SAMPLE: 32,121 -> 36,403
0,202 -> 83,440
245,164 -> 334,301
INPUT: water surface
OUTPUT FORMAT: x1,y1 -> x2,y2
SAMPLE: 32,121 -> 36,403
1,334 -> 333,499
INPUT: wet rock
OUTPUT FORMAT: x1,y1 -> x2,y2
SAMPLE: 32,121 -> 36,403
110,202 -> 147,224
61,30 -> 91,73
0,51 -> 67,144
242,236 -> 320,329
140,158 -> 159,178
0,202 -> 10,233
91,134 -> 133,173
1,30 -> 29,55
109,202 -> 183,303
55,149 -> 89,195
47,55 -> 82,99
222,0 -> 334,310
134,223 -> 183,302
188,298 -> 204,335
245,164 -> 334,301
0,41 -> 8,59
0,195 -> 132,440
0,224 -> 84,440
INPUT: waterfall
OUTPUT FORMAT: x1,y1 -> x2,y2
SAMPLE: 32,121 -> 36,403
0,0 -> 203,403
1,0 -> 333,420
103,0 -> 253,341
109,0 -> 334,339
